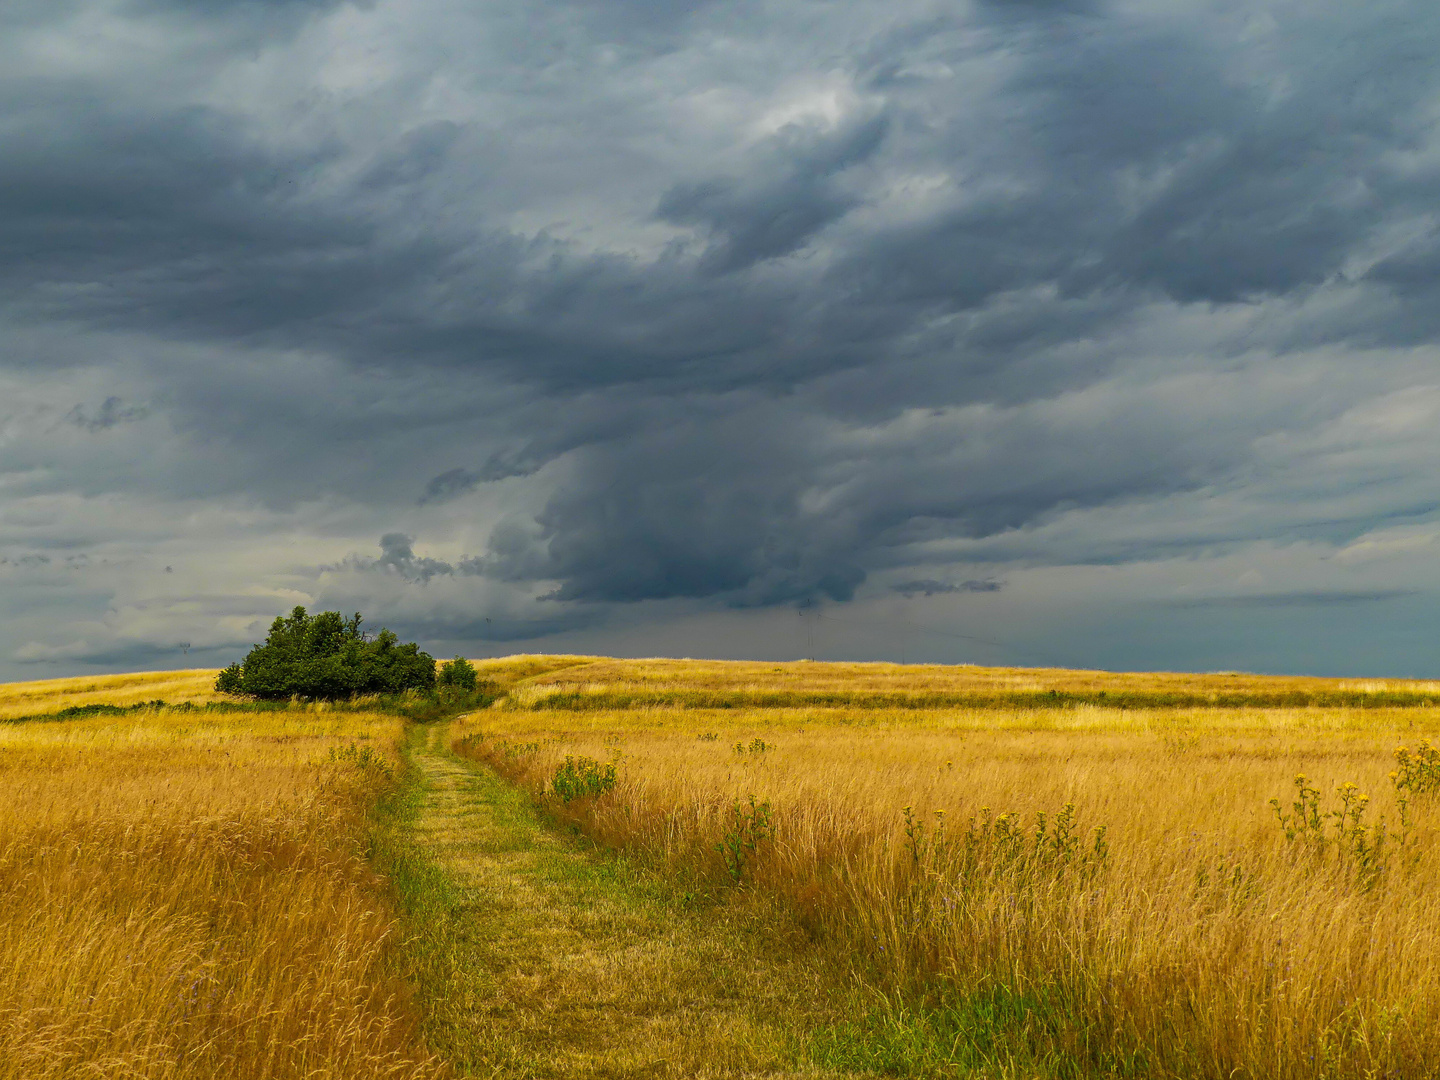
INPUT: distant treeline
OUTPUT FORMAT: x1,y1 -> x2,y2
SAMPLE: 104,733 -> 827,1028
523,688 -> 1440,711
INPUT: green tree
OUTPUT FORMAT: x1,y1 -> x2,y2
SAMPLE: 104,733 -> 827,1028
437,655 -> 478,691
215,607 -> 435,699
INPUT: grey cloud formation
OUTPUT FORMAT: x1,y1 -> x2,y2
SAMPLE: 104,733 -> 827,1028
1162,589 -> 1421,610
66,397 -> 149,432
418,445 -> 554,504
332,533 -> 479,585
418,469 -> 481,506
656,113 -> 890,276
372,533 -> 457,584
892,579 -> 1003,598
2,0 -> 1439,677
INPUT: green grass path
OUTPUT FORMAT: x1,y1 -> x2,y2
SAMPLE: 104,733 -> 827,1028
404,721 -> 855,1079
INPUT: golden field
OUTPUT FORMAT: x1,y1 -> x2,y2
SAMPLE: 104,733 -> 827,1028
5,655 -> 1439,1079
495,657 -> 1440,710
0,669 -> 223,721
0,687 -> 444,1079
457,657 -> 1440,1079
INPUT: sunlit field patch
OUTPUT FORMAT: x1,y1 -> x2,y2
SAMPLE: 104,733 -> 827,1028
498,657 -> 1440,711
0,685 -> 443,1080
9,656 -> 1438,1079
457,657 -> 1440,1079
0,669 -> 223,721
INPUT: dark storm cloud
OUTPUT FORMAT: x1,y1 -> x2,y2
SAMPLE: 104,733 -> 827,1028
418,469 -> 481,506
383,610 -> 609,645
467,369 -> 1274,605
375,533 -> 454,583
891,579 -> 1003,598
3,2 -> 1435,377
65,397 -> 149,432
4,2 -> 1431,395
418,446 -> 553,505
656,114 -> 889,276
333,534 -> 470,584
0,104 -> 384,339
3,0 -> 1440,673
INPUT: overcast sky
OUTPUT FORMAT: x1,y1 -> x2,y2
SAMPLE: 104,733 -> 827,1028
3,0 -> 1438,680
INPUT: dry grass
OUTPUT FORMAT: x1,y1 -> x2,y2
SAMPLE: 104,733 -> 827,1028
494,658 -> 1440,711
470,654 -> 607,686
407,723 -> 849,1078
0,669 -> 223,720
0,677 -> 444,1080
11,655 -> 1437,1077
455,657 -> 1440,1079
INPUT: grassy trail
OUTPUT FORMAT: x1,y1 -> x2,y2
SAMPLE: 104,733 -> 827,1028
406,721 -> 853,1079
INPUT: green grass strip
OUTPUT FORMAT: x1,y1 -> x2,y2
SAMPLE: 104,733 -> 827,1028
369,719 -> 1158,1078
527,688 -> 1440,711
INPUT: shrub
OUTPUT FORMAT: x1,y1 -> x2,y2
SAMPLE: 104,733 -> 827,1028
214,607 -> 435,700
437,656 -> 478,691
715,796 -> 774,883
551,756 -> 618,802
215,664 -> 242,694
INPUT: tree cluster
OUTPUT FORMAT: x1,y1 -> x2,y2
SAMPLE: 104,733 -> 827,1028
215,607 -> 435,699
437,655 -> 478,691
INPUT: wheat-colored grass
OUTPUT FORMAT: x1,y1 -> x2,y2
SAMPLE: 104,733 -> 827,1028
0,678 -> 444,1080
496,655 -> 1440,702
457,658 -> 1440,1079
10,656 -> 1436,1078
408,722 -> 854,1078
0,668 -> 224,720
